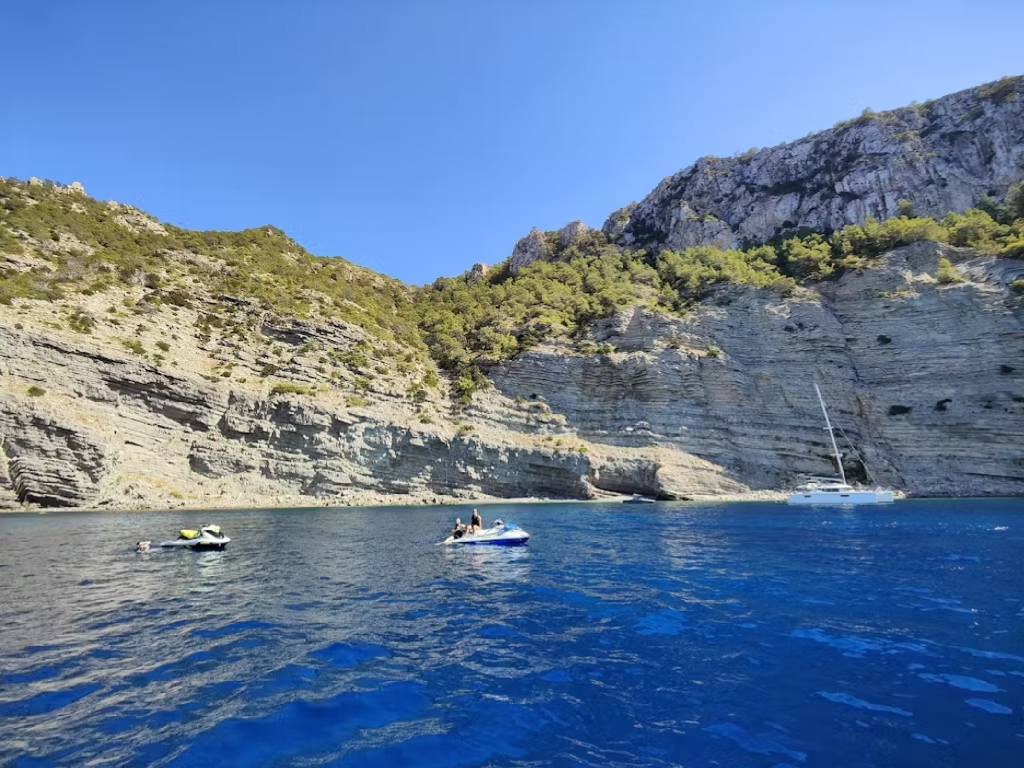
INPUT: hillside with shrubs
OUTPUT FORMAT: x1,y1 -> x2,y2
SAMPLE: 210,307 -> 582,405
1,176 -> 1023,402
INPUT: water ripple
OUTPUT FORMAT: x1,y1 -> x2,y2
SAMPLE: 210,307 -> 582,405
1,499 -> 1022,765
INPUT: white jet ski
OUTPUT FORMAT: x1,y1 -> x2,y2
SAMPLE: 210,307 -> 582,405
442,519 -> 529,547
158,524 -> 230,551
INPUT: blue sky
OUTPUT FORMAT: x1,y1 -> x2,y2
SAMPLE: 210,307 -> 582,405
3,1 -> 1022,284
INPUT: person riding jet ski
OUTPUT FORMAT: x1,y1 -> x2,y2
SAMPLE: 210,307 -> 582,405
450,509 -> 483,539
441,516 -> 530,546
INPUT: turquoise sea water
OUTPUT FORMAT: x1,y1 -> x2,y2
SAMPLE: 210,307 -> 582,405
1,499 -> 1022,766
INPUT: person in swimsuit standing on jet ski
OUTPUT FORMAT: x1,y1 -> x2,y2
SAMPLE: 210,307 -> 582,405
450,510 -> 483,539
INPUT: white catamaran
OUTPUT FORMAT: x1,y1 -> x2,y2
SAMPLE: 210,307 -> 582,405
787,384 -> 895,505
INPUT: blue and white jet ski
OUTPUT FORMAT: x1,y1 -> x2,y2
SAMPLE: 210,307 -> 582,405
442,520 -> 529,547
158,524 -> 230,551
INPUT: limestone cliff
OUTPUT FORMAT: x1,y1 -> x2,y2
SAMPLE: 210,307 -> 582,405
1,240 -> 1020,510
1,77 -> 1023,510
605,77 -> 1024,252
491,241 -> 1024,498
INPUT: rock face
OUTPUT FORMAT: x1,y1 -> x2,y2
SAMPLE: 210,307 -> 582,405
490,242 -> 1024,498
663,203 -> 735,250
509,220 -> 597,275
465,263 -> 489,284
0,310 -> 600,510
0,410 -> 107,507
53,181 -> 87,196
510,227 -> 551,275
1,77 -> 1022,510
606,77 -> 1024,252
557,220 -> 588,248
107,202 -> 168,235
0,242 -> 1020,510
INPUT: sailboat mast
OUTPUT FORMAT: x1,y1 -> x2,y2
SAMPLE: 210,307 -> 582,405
814,383 -> 847,484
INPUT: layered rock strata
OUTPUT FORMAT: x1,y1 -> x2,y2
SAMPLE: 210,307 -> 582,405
1,242 -> 1020,510
3,77 -> 1023,510
492,242 -> 1024,498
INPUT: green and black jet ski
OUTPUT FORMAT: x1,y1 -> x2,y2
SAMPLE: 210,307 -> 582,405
158,524 -> 230,551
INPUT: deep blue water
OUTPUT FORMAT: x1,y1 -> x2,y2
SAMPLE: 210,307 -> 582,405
1,499 -> 1023,767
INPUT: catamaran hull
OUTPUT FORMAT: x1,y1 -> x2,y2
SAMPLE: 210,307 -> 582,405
787,491 -> 894,505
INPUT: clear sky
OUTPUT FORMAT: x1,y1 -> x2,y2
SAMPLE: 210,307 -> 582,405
2,1 -> 1022,284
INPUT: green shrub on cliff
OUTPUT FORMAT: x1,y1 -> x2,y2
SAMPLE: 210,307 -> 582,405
1009,182 -> 1024,222
777,235 -> 834,280
978,76 -> 1019,104
831,215 -> 945,260
451,365 -> 490,404
655,244 -> 782,301
68,309 -> 96,333
0,224 -> 22,253
271,382 -> 311,396
936,257 -> 963,284
416,238 -> 647,372
0,270 -> 63,304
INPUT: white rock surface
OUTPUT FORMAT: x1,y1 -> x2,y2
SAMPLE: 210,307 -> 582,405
510,227 -> 551,275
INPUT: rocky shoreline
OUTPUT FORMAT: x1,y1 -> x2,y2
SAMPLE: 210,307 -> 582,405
0,488 -> 932,515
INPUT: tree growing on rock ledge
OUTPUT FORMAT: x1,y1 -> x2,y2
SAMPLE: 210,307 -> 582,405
936,257 -> 963,284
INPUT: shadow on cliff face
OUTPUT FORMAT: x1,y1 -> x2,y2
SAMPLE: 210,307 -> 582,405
587,460 -> 674,500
